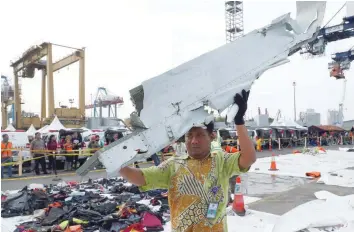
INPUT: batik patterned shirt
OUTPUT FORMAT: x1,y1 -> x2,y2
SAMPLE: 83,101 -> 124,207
140,150 -> 248,232
210,140 -> 223,152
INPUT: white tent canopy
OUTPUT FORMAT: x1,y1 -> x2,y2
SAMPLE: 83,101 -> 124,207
81,127 -> 92,137
37,125 -> 48,133
5,124 -> 16,131
39,116 -> 66,134
271,119 -> 307,130
26,124 -> 37,136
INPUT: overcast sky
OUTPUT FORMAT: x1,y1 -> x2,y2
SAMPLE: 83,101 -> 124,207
1,0 -> 353,125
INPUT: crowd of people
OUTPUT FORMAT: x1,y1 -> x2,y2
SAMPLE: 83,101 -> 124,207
30,131 -> 85,175
1,129 -> 190,178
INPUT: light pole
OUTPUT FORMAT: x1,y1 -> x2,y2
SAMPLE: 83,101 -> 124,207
69,98 -> 74,108
293,81 -> 296,121
90,93 -> 93,117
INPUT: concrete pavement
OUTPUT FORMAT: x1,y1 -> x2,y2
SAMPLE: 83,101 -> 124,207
247,145 -> 354,215
1,163 -> 153,191
249,180 -> 354,215
254,144 -> 353,158
1,170 -> 107,191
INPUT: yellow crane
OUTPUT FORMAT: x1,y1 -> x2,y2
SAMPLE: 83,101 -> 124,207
10,42 -> 86,129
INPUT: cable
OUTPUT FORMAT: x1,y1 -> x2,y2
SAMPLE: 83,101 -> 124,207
51,43 -> 84,51
323,2 -> 346,28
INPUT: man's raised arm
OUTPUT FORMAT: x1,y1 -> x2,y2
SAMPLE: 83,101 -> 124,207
232,89 -> 256,169
237,124 -> 256,169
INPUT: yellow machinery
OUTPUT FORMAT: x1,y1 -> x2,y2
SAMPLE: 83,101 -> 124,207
1,75 -> 15,129
10,42 -> 86,129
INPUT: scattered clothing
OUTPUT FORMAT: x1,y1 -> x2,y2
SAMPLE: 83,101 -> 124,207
2,177 -> 170,232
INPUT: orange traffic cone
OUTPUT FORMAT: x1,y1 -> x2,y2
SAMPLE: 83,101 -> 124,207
269,153 -> 278,171
232,176 -> 246,216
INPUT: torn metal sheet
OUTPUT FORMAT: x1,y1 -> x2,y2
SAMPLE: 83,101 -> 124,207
77,1 -> 326,177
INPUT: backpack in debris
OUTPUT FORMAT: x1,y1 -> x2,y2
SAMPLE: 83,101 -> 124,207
1,188 -> 32,218
90,201 -> 118,215
125,185 -> 140,194
141,212 -> 164,231
13,221 -> 44,232
31,189 -> 49,210
41,207 -> 67,226
68,208 -> 103,222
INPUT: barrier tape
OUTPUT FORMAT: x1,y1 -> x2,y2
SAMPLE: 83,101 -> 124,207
222,136 -> 353,152
1,148 -> 99,152
1,153 -> 95,167
1,150 -> 176,167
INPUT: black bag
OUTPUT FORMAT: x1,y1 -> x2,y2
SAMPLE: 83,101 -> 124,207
31,190 -> 49,210
1,190 -> 31,218
41,207 -> 66,226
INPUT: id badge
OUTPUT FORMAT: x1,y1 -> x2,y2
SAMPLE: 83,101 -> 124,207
206,202 -> 219,219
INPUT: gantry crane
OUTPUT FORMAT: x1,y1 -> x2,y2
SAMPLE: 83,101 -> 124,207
327,49 -> 352,127
329,48 -> 354,79
85,87 -> 124,118
299,4 -> 354,58
10,42 -> 86,129
297,3 -> 354,127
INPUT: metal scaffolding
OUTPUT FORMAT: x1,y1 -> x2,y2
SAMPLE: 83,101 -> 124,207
225,1 -> 244,43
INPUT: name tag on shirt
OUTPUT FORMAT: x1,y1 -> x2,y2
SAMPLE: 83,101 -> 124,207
206,202 -> 219,219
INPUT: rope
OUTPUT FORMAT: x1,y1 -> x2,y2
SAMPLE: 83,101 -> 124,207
323,3 -> 346,28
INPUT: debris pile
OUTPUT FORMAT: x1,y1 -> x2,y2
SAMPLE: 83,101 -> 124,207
1,178 -> 169,232
299,147 -> 327,155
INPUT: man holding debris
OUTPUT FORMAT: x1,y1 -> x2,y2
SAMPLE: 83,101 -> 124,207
120,90 -> 256,231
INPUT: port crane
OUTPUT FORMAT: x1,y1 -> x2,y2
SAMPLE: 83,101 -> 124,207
327,48 -> 353,127
85,87 -> 124,118
298,2 -> 354,127
299,6 -> 354,61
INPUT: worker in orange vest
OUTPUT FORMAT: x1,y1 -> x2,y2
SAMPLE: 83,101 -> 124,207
223,142 -> 239,204
224,145 -> 238,153
1,134 -> 13,178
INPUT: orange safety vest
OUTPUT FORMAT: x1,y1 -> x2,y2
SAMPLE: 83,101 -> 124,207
1,142 -> 13,158
225,145 -> 238,153
64,143 -> 73,151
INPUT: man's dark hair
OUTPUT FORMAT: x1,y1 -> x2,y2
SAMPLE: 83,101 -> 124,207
205,121 -> 214,134
186,121 -> 215,137
35,132 -> 40,136
2,134 -> 8,138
